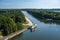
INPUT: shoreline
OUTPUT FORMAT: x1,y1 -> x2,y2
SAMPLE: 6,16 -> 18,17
0,16 -> 33,40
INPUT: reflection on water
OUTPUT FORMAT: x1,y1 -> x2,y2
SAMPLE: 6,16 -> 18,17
27,12 -> 60,25
34,16 -> 60,25
9,27 -> 37,40
10,11 -> 60,40
28,25 -> 37,32
9,33 -> 23,40
30,28 -> 35,32
29,27 -> 37,32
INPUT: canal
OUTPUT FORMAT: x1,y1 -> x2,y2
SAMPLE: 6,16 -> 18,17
10,11 -> 60,40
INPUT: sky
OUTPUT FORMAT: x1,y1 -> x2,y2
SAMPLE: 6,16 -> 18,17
0,0 -> 60,9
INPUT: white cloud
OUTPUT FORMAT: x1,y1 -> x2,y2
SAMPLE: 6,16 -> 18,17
0,0 -> 60,9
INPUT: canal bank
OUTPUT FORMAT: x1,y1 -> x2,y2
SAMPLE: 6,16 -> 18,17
10,11 -> 60,40
0,16 -> 33,40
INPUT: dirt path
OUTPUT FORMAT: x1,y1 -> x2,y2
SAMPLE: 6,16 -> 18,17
23,16 -> 33,26
0,16 -> 33,40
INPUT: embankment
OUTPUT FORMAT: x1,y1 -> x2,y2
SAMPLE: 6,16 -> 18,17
0,16 -> 33,40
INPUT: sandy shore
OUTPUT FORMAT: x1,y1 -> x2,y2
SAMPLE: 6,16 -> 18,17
23,16 -> 33,26
0,16 -> 33,40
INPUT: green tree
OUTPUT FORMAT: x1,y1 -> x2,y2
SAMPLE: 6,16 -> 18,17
0,15 -> 17,36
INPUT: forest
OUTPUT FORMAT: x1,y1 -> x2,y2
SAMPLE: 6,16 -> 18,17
27,10 -> 60,20
0,9 -> 26,36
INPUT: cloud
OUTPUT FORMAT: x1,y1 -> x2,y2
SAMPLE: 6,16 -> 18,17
0,0 -> 60,9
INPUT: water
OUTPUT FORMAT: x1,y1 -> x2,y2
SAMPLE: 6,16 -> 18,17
53,10 -> 60,12
10,11 -> 60,40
